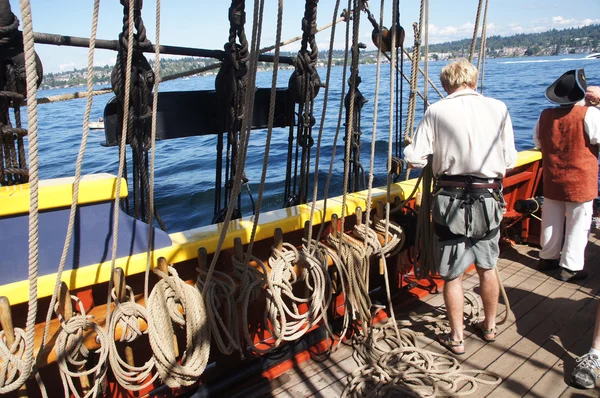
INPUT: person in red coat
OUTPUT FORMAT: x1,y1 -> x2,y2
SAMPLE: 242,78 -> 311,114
534,70 -> 600,283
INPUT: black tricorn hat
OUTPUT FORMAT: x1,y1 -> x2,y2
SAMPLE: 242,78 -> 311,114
545,69 -> 587,105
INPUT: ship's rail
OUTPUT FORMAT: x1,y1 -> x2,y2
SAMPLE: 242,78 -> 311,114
0,149 -> 542,305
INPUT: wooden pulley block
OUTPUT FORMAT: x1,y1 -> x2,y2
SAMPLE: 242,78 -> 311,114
372,24 -> 405,52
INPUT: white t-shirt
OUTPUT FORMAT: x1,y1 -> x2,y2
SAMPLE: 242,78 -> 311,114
404,88 -> 517,178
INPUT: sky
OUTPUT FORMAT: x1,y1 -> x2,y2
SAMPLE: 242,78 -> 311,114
7,0 -> 600,73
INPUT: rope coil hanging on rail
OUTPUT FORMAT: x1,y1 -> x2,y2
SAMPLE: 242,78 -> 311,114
147,261 -> 210,388
196,248 -> 242,356
107,285 -> 158,391
54,296 -> 109,398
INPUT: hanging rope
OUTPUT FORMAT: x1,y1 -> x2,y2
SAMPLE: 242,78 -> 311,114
110,0 -> 165,229
402,3 -> 425,181
468,0 -> 484,63
213,0 -> 251,223
284,0 -> 321,207
0,0 -> 41,395
477,0 -> 489,94
41,0 -> 100,351
305,0 -> 342,253
144,0 -> 161,301
147,263 -> 210,388
54,296 -> 109,398
344,41 -> 367,194
196,248 -> 241,356
263,236 -> 331,348
107,286 -> 158,391
326,228 -> 372,335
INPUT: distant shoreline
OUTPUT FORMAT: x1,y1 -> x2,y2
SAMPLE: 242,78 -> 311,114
40,53 -> 597,91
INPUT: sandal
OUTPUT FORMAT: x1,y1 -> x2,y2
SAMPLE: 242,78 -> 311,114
437,333 -> 465,355
473,322 -> 496,342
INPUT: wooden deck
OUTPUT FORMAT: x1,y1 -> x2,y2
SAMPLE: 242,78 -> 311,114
252,231 -> 600,397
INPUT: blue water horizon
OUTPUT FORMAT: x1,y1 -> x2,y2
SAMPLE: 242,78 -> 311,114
26,54 -> 600,232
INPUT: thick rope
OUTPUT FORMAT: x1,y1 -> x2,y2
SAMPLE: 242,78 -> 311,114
264,242 -> 331,347
477,0 -> 489,94
144,0 -> 161,301
54,297 -> 109,398
306,0 -> 342,252
242,0 -> 283,259
203,0 -> 264,289
402,0 -> 425,181
41,0 -> 100,349
107,287 -> 158,391
343,318 -> 501,397
0,327 -> 26,390
196,266 -> 241,356
340,0 -> 361,237
313,1 -> 351,248
468,0 -> 484,63
147,265 -> 210,388
0,0 -> 41,394
106,0 -> 136,325
327,232 -> 372,333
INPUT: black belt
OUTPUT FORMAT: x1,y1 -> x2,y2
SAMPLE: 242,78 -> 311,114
436,180 -> 501,189
436,175 -> 501,190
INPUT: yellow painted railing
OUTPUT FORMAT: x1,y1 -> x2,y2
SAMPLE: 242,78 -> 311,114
0,150 -> 541,304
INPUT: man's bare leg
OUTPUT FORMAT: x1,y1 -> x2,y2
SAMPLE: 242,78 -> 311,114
443,274 -> 465,351
478,266 -> 499,331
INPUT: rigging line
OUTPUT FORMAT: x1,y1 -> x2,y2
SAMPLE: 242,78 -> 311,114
0,0 -> 40,395
39,0 -> 101,349
145,0 -> 161,301
394,0 -> 401,160
340,0 -> 361,237
478,0 -> 489,94
363,0 -> 385,236
204,0 -> 265,288
402,0 -> 425,181
469,0 -> 484,63
423,0 -> 429,112
314,4 -> 351,252
383,0 -> 401,340
244,0 -> 283,258
307,0 -> 342,252
106,0 -> 136,325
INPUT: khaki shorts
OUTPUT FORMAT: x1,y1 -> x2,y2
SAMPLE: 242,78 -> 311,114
432,193 -> 503,281
434,227 -> 500,281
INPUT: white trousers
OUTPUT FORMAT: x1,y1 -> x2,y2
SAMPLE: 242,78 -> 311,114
539,198 -> 593,271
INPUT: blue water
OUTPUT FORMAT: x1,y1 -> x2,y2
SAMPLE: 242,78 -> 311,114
28,55 -> 600,232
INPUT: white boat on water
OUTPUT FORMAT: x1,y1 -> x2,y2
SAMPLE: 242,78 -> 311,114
585,52 -> 600,59
89,117 -> 104,129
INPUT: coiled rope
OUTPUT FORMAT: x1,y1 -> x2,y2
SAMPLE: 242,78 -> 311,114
342,319 -> 501,397
196,249 -> 241,356
327,230 -> 372,333
54,296 -> 109,398
0,324 -> 26,391
107,286 -> 158,391
146,264 -> 210,388
265,240 -> 331,345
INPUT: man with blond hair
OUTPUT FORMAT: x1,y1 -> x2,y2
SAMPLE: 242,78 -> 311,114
404,58 -> 517,355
